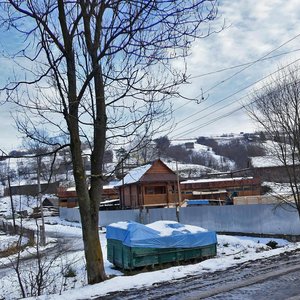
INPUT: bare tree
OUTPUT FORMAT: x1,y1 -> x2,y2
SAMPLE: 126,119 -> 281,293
0,1 -> 219,283
128,133 -> 157,165
6,230 -> 80,298
247,64 -> 300,217
154,136 -> 171,157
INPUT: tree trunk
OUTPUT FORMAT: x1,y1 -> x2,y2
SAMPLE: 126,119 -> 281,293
79,200 -> 106,283
57,0 -> 107,283
70,133 -> 106,284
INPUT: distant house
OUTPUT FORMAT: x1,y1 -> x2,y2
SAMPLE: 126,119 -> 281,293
180,177 -> 261,202
57,186 -> 77,208
250,156 -> 300,182
116,159 -> 179,208
4,181 -> 60,197
185,142 -> 195,150
58,184 -> 119,208
43,196 -> 59,207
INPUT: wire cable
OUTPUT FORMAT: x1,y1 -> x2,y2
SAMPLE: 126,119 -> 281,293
172,34 -> 300,114
198,32 -> 300,97
172,57 -> 300,134
174,76 -> 300,139
171,57 -> 300,139
189,48 -> 300,80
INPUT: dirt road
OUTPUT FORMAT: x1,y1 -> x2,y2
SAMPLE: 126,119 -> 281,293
100,249 -> 300,300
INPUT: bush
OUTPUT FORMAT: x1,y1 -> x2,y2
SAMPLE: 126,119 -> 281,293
64,267 -> 77,278
266,240 -> 278,249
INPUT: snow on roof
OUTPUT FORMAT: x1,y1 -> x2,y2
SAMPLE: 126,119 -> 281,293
250,156 -> 282,168
66,182 -> 117,192
100,199 -> 119,205
249,155 -> 298,168
164,161 -> 212,172
115,163 -> 152,186
66,186 -> 76,192
103,185 -> 115,190
181,177 -> 253,184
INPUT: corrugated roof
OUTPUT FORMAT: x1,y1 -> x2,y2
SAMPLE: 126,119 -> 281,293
181,177 -> 253,185
115,159 -> 178,186
115,164 -> 152,186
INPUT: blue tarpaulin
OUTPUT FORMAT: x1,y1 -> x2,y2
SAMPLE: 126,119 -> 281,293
106,221 -> 217,249
186,199 -> 210,205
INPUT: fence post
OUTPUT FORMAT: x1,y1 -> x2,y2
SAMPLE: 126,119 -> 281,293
176,205 -> 180,223
139,208 -> 144,224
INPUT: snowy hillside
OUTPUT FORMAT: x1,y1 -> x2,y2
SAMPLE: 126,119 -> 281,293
170,138 -> 236,171
0,132 -> 268,192
164,160 -> 217,179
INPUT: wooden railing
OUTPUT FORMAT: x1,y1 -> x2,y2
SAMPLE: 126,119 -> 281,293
144,194 -> 179,206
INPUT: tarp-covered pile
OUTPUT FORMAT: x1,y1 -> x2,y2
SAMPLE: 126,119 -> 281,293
106,221 -> 217,248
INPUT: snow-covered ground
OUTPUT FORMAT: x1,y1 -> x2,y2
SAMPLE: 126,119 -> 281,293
262,181 -> 293,195
164,160 -> 216,178
169,139 -> 236,171
0,195 -> 38,217
0,216 -> 298,300
0,232 -> 28,252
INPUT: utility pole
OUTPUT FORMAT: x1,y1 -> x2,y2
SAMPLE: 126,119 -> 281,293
1,152 -> 15,229
122,159 -> 125,209
7,176 -> 16,231
37,156 -> 46,246
176,161 -> 182,205
176,161 -> 182,223
117,147 -> 127,209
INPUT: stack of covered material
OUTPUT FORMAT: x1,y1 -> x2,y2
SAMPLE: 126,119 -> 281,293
106,221 -> 217,270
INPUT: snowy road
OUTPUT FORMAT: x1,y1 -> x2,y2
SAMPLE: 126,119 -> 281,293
207,267 -> 300,300
99,249 -> 300,300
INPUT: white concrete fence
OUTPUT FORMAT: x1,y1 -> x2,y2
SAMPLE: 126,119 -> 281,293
60,204 -> 300,236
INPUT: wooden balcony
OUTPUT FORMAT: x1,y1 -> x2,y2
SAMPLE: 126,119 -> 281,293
144,193 -> 179,206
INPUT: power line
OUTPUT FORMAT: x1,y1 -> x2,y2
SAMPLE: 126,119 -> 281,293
171,57 -> 300,139
173,34 -> 300,114
198,32 -> 300,97
173,100 -> 256,139
172,104 -> 245,139
189,48 -> 300,80
174,76 -> 300,139
172,57 -> 300,137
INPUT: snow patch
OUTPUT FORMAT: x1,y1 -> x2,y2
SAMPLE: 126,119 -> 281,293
146,220 -> 207,236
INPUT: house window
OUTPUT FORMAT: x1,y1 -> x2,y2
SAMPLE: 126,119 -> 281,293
145,186 -> 166,194
183,191 -> 193,194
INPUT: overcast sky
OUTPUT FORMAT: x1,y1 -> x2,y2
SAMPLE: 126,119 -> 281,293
1,0 -> 300,151
170,0 -> 300,140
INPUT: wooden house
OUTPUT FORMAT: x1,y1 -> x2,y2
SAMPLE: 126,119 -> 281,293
58,184 -> 119,208
180,177 -> 261,202
4,181 -> 60,197
250,156 -> 300,183
116,159 -> 179,208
